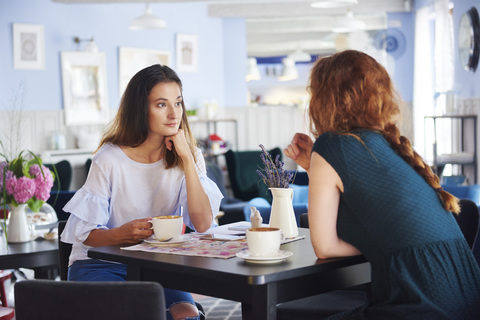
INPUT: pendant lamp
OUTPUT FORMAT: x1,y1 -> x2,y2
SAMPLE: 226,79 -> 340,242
311,0 -> 358,8
130,2 -> 166,30
332,9 -> 366,33
246,57 -> 261,82
287,47 -> 311,62
278,58 -> 298,82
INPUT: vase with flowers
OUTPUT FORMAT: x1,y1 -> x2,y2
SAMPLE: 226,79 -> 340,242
257,144 -> 298,238
1,150 -> 55,244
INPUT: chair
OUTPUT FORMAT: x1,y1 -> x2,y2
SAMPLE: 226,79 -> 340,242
47,190 -> 74,221
225,147 -> 282,202
45,160 -> 72,191
442,184 -> 480,206
14,280 -> 166,320
57,220 -> 71,280
206,161 -> 248,225
454,199 -> 480,249
276,200 -> 480,319
0,271 -> 14,320
56,221 -> 206,319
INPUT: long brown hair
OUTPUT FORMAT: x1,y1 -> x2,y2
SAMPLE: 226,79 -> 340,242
308,50 -> 459,213
97,64 -> 197,170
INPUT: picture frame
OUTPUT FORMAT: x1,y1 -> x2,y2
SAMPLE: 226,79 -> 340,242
13,23 -> 45,70
119,47 -> 170,97
176,34 -> 198,73
60,51 -> 109,126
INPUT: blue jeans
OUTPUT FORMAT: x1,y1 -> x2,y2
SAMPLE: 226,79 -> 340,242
69,259 -> 201,320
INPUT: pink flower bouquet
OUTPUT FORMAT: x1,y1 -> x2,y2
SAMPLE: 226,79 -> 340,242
1,151 -> 55,213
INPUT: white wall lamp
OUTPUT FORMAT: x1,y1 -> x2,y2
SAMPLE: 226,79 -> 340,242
332,9 -> 366,33
278,57 -> 299,82
73,36 -> 98,52
130,1 -> 166,30
311,0 -> 358,9
246,57 -> 261,82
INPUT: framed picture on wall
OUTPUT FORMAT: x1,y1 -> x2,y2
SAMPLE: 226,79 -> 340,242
13,23 -> 45,70
176,34 -> 198,73
60,51 -> 109,126
119,47 -> 170,97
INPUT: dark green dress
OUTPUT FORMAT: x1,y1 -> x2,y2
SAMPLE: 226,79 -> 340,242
312,130 -> 480,320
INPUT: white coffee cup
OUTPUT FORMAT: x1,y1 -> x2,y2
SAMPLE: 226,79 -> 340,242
151,215 -> 183,241
246,227 -> 284,257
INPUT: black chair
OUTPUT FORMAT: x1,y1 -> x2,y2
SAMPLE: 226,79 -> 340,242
45,160 -> 72,191
47,190 -> 74,221
454,199 -> 480,249
277,200 -> 480,319
206,161 -> 248,225
225,147 -> 282,202
57,221 -> 206,319
14,280 -> 166,320
57,220 -> 71,281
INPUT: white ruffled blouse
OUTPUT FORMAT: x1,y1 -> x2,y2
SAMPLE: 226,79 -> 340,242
61,143 -> 223,266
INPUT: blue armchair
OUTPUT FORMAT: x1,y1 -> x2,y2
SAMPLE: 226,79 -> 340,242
243,184 -> 308,225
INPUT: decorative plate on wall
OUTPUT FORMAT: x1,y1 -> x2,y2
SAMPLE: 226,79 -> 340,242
374,28 -> 406,59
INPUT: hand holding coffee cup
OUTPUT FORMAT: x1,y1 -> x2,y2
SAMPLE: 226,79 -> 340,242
151,215 -> 183,241
246,227 -> 284,257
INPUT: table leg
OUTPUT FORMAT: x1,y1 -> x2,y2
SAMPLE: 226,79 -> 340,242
242,283 -> 278,320
33,266 -> 58,279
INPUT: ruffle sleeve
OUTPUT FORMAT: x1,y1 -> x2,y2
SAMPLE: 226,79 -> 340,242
63,187 -> 110,226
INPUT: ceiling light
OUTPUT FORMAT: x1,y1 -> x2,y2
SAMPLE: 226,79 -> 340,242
332,9 -> 366,33
130,2 -> 166,30
287,47 -> 311,62
278,58 -> 298,82
311,0 -> 358,9
246,57 -> 261,82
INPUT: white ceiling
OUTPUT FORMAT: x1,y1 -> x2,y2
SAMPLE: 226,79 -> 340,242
52,0 -> 413,57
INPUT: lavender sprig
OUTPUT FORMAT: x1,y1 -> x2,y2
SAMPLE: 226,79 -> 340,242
257,144 -> 294,188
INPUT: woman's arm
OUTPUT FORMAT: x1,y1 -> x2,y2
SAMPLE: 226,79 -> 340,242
308,152 -> 361,259
165,129 -> 213,233
84,218 -> 153,247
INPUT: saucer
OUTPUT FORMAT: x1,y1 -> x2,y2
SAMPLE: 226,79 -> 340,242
144,235 -> 190,246
236,250 -> 293,264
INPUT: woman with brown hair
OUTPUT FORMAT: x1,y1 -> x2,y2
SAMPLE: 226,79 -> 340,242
61,64 -> 222,320
285,50 -> 480,319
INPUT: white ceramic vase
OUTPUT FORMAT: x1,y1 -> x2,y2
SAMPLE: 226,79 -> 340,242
269,188 -> 298,238
7,203 -> 32,243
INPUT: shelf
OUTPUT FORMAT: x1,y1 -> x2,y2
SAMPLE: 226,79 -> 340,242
425,115 -> 477,183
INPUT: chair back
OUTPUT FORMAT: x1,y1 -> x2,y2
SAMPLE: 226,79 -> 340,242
14,280 -> 166,320
455,199 -> 480,249
225,148 -> 282,202
206,161 -> 228,197
57,220 -> 72,280
45,160 -> 72,191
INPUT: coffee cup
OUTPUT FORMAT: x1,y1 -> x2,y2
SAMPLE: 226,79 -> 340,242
151,215 -> 183,241
246,227 -> 284,257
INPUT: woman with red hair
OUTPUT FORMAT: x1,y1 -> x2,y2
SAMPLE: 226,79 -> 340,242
285,50 -> 480,319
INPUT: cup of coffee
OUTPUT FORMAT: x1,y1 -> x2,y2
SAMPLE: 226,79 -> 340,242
246,227 -> 283,257
151,215 -> 183,241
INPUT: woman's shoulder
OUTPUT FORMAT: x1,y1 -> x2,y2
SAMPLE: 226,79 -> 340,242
92,144 -> 123,165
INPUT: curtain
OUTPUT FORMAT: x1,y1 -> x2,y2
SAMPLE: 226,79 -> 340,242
413,5 -> 434,159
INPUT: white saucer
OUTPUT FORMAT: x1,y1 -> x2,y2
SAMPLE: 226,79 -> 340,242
236,250 -> 293,264
144,235 -> 190,246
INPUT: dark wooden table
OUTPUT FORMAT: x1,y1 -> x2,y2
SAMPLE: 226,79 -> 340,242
0,238 -> 59,279
88,228 -> 370,320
